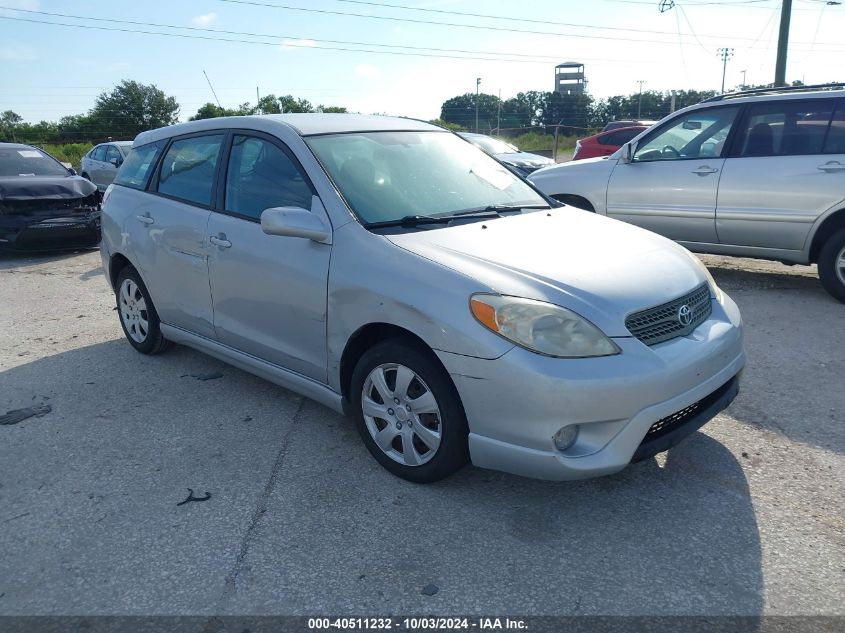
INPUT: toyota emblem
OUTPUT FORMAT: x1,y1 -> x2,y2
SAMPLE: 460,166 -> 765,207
677,304 -> 693,326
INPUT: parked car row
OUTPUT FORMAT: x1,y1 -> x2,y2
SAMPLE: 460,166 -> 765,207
4,86 -> 842,485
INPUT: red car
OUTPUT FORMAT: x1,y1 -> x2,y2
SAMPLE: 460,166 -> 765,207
572,125 -> 646,161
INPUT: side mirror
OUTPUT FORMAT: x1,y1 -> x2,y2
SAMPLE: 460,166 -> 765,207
620,142 -> 635,163
110,158 -> 122,167
261,207 -> 331,244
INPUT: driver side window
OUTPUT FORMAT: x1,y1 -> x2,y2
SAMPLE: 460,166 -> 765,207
634,107 -> 739,162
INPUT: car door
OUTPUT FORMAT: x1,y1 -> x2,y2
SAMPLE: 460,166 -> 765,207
606,106 -> 740,244
87,145 -> 106,188
127,133 -> 223,339
716,98 -> 845,250
206,132 -> 331,382
103,145 -> 123,187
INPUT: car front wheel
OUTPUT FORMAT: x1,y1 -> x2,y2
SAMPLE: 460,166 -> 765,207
818,228 -> 845,303
350,340 -> 469,483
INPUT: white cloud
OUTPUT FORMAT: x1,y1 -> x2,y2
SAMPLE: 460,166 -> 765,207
280,38 -> 316,50
355,63 -> 379,79
191,12 -> 217,27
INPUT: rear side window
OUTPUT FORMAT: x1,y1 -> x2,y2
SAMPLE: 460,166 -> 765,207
224,135 -> 313,221
91,145 -> 106,161
155,134 -> 224,207
824,104 -> 845,154
114,140 -> 165,190
737,100 -> 834,157
105,145 -> 122,165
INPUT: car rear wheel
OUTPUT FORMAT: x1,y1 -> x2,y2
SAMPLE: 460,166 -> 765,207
818,229 -> 845,304
350,340 -> 469,483
115,265 -> 171,354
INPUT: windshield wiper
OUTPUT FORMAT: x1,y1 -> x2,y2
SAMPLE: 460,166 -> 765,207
448,204 -> 550,217
363,214 -> 453,229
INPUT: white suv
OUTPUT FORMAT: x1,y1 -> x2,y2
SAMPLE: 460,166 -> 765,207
529,85 -> 845,303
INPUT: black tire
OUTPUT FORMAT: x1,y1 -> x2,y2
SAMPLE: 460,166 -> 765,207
350,339 -> 469,483
818,228 -> 845,304
115,265 -> 171,354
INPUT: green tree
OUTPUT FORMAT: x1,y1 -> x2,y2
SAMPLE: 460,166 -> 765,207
440,93 -> 501,132
90,80 -> 179,137
1,110 -> 23,141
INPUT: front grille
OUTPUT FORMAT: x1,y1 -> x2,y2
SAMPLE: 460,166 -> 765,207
644,378 -> 735,442
625,283 -> 712,346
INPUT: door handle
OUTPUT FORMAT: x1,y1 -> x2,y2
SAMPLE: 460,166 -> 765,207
818,161 -> 845,172
691,166 -> 718,175
209,235 -> 232,248
136,214 -> 154,225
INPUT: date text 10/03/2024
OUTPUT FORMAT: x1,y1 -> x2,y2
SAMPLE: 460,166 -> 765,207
307,617 -> 528,630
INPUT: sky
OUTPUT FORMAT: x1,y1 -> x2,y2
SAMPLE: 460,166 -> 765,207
0,0 -> 843,124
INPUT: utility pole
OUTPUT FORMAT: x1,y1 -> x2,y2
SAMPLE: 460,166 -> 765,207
636,80 -> 646,119
475,77 -> 481,133
741,70 -> 747,89
774,0 -> 792,87
497,88 -> 501,135
718,48 -> 734,93
256,86 -> 260,113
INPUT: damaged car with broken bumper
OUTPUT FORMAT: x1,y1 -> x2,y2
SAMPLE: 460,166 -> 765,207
0,143 -> 100,251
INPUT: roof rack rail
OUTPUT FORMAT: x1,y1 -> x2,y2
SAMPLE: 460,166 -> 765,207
702,82 -> 845,103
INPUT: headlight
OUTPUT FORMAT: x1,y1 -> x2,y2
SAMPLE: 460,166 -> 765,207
470,294 -> 620,358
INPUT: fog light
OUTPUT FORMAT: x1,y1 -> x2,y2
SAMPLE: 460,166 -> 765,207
553,425 -> 579,451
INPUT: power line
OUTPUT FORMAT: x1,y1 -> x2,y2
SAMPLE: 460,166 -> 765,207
1,5 -> 838,55
0,6 -> 579,61
0,15 -> 601,64
211,0 -> 840,46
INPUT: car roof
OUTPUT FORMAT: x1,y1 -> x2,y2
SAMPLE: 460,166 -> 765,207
0,142 -> 38,150
134,114 -> 441,146
696,87 -> 845,108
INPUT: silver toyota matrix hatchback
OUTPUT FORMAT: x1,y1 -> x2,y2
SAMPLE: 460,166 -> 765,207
100,114 -> 745,483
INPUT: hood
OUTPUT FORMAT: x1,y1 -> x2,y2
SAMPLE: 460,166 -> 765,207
386,209 -> 709,337
527,154 -> 617,194
0,175 -> 97,201
494,151 -> 554,168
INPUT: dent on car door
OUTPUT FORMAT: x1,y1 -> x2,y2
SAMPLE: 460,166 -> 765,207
716,99 -> 845,250
128,133 -> 223,338
606,106 -> 739,244
207,133 -> 331,382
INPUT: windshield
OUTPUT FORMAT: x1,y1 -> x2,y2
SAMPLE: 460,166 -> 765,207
465,135 -> 518,155
306,131 -> 545,225
0,147 -> 69,178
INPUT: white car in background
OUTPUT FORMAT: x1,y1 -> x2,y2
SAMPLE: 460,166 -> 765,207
529,85 -> 845,303
80,141 -> 133,192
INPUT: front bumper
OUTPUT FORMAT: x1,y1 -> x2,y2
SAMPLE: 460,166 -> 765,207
436,293 -> 745,481
0,211 -> 101,252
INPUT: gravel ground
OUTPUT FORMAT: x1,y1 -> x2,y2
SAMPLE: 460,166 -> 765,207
0,249 -> 842,617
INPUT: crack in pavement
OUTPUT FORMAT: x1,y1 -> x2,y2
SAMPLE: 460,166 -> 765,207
206,397 -> 308,622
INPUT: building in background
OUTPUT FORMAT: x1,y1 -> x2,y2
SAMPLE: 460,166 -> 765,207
554,62 -> 586,96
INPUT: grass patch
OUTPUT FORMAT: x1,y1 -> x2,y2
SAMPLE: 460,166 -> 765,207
38,143 -> 93,171
496,132 -> 579,157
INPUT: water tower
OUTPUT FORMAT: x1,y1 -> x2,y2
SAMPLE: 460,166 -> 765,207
554,62 -> 586,95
